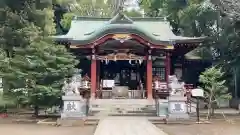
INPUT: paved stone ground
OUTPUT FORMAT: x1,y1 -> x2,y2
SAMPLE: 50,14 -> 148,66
94,117 -> 168,135
199,108 -> 239,114
0,124 -> 96,135
157,120 -> 240,135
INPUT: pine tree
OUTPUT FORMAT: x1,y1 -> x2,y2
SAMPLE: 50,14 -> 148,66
2,40 -> 78,116
199,67 -> 231,119
1,0 -> 79,115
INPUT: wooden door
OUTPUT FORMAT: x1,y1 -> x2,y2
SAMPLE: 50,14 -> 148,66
120,67 -> 139,89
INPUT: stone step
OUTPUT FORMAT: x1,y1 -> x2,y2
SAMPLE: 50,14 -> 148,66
90,105 -> 156,110
102,113 -> 156,116
90,99 -> 156,109
90,106 -> 156,111
89,99 -> 157,116
84,119 -> 99,126
57,119 -> 85,127
85,116 -> 170,125
89,110 -> 157,116
90,99 -> 156,105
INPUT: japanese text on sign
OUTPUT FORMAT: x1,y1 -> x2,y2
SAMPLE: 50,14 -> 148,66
66,101 -> 77,111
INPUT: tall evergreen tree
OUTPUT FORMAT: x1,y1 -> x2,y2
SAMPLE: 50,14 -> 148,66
0,0 -> 79,115
1,40 -> 78,115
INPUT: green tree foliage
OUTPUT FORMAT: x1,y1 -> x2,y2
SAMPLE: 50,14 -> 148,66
139,0 -> 238,85
61,0 -> 115,17
139,0 -> 240,64
199,67 -> 231,119
0,0 -> 78,115
1,39 -> 78,115
124,9 -> 143,17
139,0 -> 217,36
138,0 -> 240,98
61,13 -> 74,31
0,0 -> 56,56
60,0 -> 142,31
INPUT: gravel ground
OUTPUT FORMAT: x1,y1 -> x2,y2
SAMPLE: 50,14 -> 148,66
0,124 -> 96,135
1,112 -> 240,135
157,120 -> 240,135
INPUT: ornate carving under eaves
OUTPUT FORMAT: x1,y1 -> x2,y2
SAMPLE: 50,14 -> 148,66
96,53 -> 145,61
112,34 -> 132,43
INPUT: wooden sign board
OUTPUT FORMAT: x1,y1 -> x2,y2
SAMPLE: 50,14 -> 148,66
103,80 -> 115,88
192,88 -> 204,97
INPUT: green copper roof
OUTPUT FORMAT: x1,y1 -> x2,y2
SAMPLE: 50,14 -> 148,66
185,49 -> 202,60
54,13 -> 205,45
185,48 -> 212,60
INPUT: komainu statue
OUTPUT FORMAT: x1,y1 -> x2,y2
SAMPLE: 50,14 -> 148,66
62,76 -> 81,96
168,75 -> 185,96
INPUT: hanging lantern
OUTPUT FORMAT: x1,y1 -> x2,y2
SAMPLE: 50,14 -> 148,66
138,59 -> 143,64
148,50 -> 152,60
105,57 -> 109,64
148,55 -> 151,60
114,55 -> 117,61
120,40 -> 124,43
91,49 -> 96,60
129,59 -> 132,64
92,54 -> 96,60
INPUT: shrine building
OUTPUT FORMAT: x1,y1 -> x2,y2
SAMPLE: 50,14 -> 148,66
54,12 -> 207,100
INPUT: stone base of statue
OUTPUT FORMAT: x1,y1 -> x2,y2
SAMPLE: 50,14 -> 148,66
157,99 -> 168,118
58,95 -> 87,126
167,95 -> 189,121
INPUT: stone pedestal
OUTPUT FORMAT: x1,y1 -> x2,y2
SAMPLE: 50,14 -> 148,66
59,95 -> 87,126
168,95 -> 189,120
61,95 -> 87,118
157,99 -> 168,118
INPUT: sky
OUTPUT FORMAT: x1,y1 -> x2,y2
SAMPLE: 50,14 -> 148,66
103,0 -> 139,10
124,0 -> 140,10
125,0 -> 139,8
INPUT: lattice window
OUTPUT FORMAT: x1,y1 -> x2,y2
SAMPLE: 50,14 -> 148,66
153,67 -> 165,81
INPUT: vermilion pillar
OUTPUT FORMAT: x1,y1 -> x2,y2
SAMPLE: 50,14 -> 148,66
165,52 -> 171,85
96,61 -> 100,98
146,50 -> 153,99
91,51 -> 97,99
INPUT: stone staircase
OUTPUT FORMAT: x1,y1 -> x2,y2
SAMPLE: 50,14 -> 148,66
88,99 -> 157,116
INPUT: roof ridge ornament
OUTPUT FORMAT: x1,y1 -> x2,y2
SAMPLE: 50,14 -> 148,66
109,0 -> 133,24
109,12 -> 133,24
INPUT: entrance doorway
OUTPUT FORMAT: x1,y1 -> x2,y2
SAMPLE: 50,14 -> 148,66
100,60 -> 145,90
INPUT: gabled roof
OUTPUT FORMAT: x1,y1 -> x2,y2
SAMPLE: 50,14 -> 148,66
185,48 -> 213,61
54,12 -> 205,45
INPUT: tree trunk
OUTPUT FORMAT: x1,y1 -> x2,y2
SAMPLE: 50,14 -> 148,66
207,95 -> 213,120
2,78 -> 9,95
207,103 -> 211,120
211,104 -> 215,116
34,105 -> 39,117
